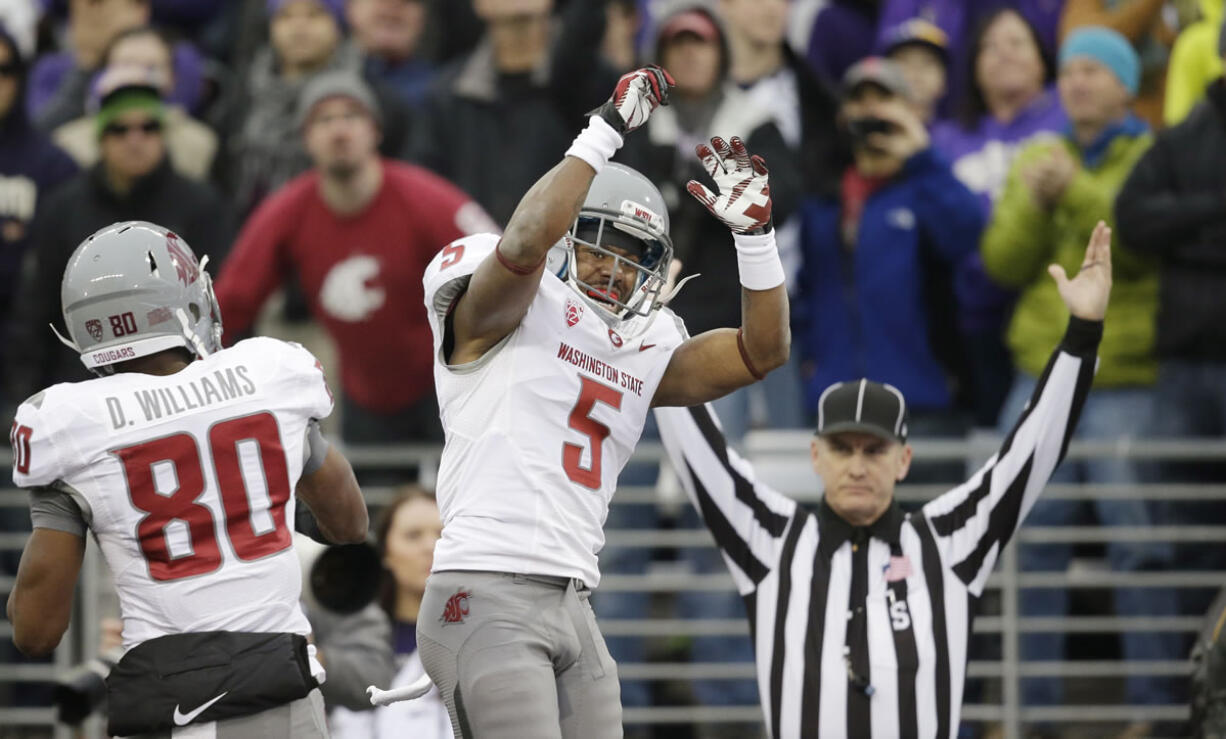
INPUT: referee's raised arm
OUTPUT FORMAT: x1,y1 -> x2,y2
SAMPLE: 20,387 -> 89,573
654,222 -> 1111,738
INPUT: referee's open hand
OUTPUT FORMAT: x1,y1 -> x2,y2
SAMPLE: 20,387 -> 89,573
1049,220 -> 1112,322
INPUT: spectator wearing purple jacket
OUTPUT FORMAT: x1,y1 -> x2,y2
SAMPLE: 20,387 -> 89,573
930,7 -> 1069,428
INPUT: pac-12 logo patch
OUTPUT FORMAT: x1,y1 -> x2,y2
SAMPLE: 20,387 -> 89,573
440,589 -> 471,625
85,319 -> 103,341
565,298 -> 583,328
608,329 -> 623,348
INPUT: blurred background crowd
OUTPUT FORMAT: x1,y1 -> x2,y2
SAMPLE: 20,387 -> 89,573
2,0 -> 1226,737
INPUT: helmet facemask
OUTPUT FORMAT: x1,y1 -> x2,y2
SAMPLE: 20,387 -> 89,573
564,211 -> 673,326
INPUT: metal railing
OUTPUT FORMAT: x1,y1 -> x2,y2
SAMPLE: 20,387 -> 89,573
1,434 -> 1224,737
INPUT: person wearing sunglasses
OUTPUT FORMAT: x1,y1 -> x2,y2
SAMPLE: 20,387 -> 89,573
6,79 -> 234,405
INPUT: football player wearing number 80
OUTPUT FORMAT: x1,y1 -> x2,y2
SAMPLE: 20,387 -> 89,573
408,64 -> 789,737
6,221 -> 368,737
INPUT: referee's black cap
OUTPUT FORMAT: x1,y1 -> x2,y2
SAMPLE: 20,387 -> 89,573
815,379 -> 909,443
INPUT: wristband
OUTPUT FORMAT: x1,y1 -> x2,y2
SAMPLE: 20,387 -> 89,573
733,229 -> 785,290
564,115 -> 624,174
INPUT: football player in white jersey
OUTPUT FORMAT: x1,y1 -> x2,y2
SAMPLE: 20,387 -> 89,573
6,221 -> 368,737
412,65 -> 790,737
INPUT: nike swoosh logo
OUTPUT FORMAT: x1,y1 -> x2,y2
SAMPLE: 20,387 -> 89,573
173,691 -> 228,726
639,343 -> 656,352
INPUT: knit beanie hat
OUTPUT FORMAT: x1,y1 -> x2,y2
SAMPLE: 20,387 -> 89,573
1059,26 -> 1139,96
94,85 -> 165,140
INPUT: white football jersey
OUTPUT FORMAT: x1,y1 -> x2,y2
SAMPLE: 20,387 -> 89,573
11,338 -> 333,650
423,233 -> 687,586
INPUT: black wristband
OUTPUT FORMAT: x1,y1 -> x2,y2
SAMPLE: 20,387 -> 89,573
1061,315 -> 1104,356
586,100 -> 627,136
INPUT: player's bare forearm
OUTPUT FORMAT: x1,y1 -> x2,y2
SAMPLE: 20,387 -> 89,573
652,286 -> 789,407
297,447 -> 368,544
448,66 -> 673,364
8,528 -> 84,657
740,282 -> 790,374
448,157 -> 595,363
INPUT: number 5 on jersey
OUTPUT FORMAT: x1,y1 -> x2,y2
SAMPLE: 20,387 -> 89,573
563,376 -> 623,489
113,412 -> 293,581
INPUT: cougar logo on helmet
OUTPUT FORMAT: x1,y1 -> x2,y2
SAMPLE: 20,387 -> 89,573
165,232 -> 200,287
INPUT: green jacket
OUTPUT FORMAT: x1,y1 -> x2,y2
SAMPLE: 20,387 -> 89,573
1164,0 -> 1223,126
982,126 -> 1158,387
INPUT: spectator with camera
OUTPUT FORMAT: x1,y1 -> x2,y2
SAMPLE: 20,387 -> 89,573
793,57 -> 983,444
982,26 -> 1179,722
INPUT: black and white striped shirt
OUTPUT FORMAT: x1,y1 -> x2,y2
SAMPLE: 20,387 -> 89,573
654,318 -> 1101,738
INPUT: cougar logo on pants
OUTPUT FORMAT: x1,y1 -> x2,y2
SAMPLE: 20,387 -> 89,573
441,589 -> 471,625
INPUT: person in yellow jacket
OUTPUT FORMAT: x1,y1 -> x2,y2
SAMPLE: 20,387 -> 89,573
1164,0 -> 1224,124
981,27 -> 1181,727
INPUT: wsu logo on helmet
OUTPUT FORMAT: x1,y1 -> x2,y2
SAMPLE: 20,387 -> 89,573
164,232 -> 200,287
565,297 -> 584,328
85,319 -> 103,342
440,589 -> 471,625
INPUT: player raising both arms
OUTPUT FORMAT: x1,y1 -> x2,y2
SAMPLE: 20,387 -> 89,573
6,222 -> 368,737
412,65 -> 789,737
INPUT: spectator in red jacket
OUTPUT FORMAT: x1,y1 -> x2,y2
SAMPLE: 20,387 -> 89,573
214,71 -> 496,444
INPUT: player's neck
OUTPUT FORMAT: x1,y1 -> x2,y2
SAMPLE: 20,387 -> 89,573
120,352 -> 192,376
394,589 -> 423,623
319,158 -> 383,216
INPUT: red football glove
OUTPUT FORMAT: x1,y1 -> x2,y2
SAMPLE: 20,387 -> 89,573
687,136 -> 773,235
590,65 -> 675,135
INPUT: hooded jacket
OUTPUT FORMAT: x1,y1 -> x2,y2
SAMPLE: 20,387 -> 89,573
1115,78 -> 1226,361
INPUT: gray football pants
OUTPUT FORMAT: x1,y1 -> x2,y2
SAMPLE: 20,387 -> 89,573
417,570 -> 623,739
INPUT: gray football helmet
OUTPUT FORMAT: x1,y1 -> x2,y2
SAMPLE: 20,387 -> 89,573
551,163 -> 674,331
58,221 -> 222,375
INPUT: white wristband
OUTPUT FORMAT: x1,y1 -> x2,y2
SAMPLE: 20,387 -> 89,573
734,230 -> 785,290
564,115 -> 624,174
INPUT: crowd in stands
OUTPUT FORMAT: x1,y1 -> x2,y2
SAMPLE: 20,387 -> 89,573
2,0 -> 1226,736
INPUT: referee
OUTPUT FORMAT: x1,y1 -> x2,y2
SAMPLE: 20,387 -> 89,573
654,222 -> 1115,738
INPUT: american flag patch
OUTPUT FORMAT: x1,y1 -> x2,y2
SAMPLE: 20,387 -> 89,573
883,555 -> 913,582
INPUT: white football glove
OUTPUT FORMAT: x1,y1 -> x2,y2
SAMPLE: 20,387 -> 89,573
687,136 -> 773,235
589,65 -> 674,135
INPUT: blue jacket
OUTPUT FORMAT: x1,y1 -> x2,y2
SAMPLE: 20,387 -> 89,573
795,148 -> 984,413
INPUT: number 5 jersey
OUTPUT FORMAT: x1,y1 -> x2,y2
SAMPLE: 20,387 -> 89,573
423,233 -> 687,588
11,337 -> 332,651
